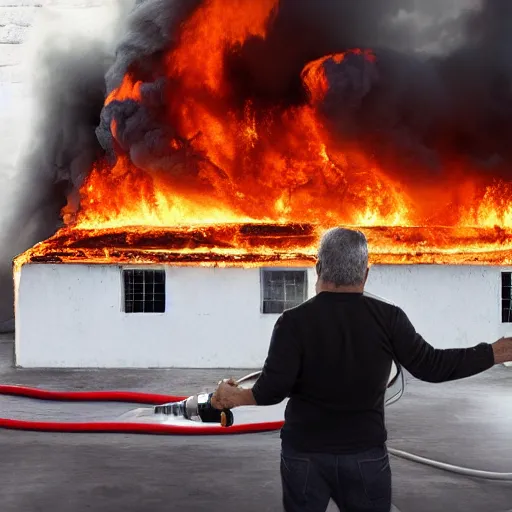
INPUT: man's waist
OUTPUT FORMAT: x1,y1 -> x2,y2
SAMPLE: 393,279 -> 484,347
282,398 -> 387,452
280,424 -> 388,454
285,395 -> 385,420
280,421 -> 387,453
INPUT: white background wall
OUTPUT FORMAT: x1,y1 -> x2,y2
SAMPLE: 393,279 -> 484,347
0,0 -> 36,202
0,0 -> 113,190
15,263 -> 512,368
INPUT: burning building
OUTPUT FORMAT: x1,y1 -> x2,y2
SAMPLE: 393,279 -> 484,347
10,0 -> 512,367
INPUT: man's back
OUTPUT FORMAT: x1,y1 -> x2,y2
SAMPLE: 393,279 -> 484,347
252,290 -> 495,454
281,291 -> 397,453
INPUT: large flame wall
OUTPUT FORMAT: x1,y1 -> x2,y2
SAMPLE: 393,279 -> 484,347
15,0 -> 512,268
68,0 -> 512,233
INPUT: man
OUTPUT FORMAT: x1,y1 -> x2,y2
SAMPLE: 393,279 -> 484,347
212,227 -> 512,512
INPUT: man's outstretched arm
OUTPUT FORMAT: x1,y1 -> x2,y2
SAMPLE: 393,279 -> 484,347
391,306 -> 511,383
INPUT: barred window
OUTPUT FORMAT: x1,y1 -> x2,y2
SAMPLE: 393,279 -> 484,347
123,269 -> 166,314
261,269 -> 307,314
502,272 -> 512,323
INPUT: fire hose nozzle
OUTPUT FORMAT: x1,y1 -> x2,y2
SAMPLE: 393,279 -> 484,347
154,392 -> 234,427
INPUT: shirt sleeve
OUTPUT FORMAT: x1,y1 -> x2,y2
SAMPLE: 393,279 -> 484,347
251,312 -> 302,406
390,306 -> 495,383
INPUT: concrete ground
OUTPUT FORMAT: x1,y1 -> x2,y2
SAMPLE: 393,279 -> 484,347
0,338 -> 511,511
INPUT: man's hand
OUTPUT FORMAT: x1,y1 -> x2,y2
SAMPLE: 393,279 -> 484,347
212,380 -> 240,410
211,378 -> 257,410
492,337 -> 512,364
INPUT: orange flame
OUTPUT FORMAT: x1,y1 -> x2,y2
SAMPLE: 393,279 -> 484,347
168,0 -> 278,94
106,74 -> 142,105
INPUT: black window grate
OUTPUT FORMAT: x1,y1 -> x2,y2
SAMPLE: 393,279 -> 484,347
261,270 -> 307,314
502,272 -> 512,323
123,269 -> 166,314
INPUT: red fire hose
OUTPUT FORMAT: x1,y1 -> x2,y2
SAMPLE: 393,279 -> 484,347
3,385 -> 512,482
0,384 -> 187,404
0,384 -> 284,435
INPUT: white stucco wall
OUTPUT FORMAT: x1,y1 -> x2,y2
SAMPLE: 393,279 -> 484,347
0,0 -> 34,191
15,264 -> 316,368
0,0 -> 110,148
14,263 -> 512,368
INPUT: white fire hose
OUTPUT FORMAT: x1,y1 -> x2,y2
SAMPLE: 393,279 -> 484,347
388,452 -> 512,512
386,448 -> 512,481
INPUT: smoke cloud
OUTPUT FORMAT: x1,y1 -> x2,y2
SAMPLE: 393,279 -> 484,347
2,0 -> 510,329
225,0 -> 511,182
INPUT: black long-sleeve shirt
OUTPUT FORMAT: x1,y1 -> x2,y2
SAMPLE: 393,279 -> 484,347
251,291 -> 495,453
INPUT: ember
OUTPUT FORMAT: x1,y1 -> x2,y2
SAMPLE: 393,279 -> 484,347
13,0 -> 512,270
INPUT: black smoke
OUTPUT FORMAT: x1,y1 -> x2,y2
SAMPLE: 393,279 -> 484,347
2,0 -> 510,329
225,0 -> 512,181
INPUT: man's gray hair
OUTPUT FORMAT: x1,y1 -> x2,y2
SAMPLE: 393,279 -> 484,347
317,228 -> 368,286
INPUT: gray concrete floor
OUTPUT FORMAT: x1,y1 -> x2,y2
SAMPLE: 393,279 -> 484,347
0,340 -> 511,511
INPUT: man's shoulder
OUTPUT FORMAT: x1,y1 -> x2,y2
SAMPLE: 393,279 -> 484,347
362,291 -> 397,307
281,295 -> 319,319
282,291 -> 402,321
362,291 -> 405,320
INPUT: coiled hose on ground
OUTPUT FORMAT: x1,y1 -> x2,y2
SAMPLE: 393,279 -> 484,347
0,384 -> 511,481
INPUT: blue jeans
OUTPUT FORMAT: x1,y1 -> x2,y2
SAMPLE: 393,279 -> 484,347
280,442 -> 392,512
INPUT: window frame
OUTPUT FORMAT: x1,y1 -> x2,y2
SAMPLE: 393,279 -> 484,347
259,267 -> 309,315
501,271 -> 512,323
121,266 -> 166,314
